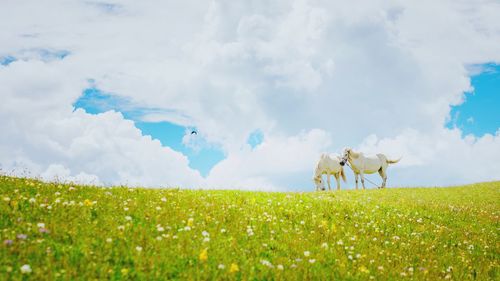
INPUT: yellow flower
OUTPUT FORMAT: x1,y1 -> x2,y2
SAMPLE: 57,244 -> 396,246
229,263 -> 239,273
358,265 -> 370,274
199,248 -> 208,262
83,199 -> 93,206
187,218 -> 194,227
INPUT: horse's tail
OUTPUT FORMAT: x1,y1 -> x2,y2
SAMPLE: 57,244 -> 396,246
340,167 -> 346,182
387,157 -> 402,164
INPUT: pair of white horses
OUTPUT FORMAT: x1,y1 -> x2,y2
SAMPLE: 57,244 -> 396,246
313,148 -> 400,191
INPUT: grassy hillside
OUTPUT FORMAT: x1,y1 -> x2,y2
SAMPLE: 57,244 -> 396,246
0,176 -> 498,280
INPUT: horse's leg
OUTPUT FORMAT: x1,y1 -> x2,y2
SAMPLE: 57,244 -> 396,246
379,166 -> 387,188
334,173 -> 340,191
377,169 -> 384,189
360,172 -> 366,190
327,174 -> 331,191
355,173 -> 359,190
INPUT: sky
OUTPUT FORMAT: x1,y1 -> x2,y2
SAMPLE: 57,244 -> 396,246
1,0 -> 499,191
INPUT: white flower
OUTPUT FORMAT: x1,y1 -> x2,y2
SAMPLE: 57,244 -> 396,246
218,264 -> 225,269
20,264 -> 32,274
29,198 -> 36,203
161,197 -> 167,202
309,259 -> 316,264
203,237 -> 210,243
125,216 -> 132,221
417,218 -> 423,223
37,223 -> 45,228
156,206 -> 161,211
304,251 -> 310,257
136,246 -> 143,252
277,264 -> 284,270
157,226 -> 165,232
106,238 -> 113,243
184,226 -> 191,231
261,260 -> 274,268
321,242 -> 328,249
202,231 -> 209,237
220,229 -> 226,233
337,240 -> 344,245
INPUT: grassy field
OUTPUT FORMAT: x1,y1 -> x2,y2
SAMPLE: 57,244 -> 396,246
0,176 -> 498,280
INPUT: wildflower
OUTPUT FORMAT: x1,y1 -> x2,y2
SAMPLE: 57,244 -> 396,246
20,264 -> 32,274
39,228 -> 50,234
218,264 -> 225,269
203,237 -> 210,243
417,218 -> 423,223
247,227 -> 254,236
184,226 -> 191,231
157,226 -> 165,232
199,248 -> 208,262
17,234 -> 27,240
161,197 -> 167,202
125,216 -> 132,221
3,197 -> 10,202
309,259 -> 316,264
118,225 -> 125,231
121,268 -> 129,275
37,223 -> 45,228
29,198 -> 36,203
229,263 -> 239,273
156,206 -> 161,211
321,242 -> 329,249
261,260 -> 274,268
220,229 -> 226,233
202,231 -> 209,237
3,240 -> 13,246
106,238 -> 113,243
337,239 -> 344,245
359,265 -> 369,273
136,246 -> 143,252
304,251 -> 310,257
156,236 -> 162,241
83,199 -> 93,206
187,218 -> 194,227
277,264 -> 284,270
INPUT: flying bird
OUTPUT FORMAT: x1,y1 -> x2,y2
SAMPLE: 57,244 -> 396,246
191,130 -> 197,135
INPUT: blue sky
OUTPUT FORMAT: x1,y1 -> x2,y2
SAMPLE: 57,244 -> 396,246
73,87 -> 230,176
73,63 -> 499,178
447,64 -> 500,136
2,0 -> 500,190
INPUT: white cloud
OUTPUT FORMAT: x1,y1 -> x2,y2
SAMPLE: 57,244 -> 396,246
1,0 -> 499,190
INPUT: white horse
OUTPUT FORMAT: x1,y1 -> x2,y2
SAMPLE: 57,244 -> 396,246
340,148 -> 400,189
313,153 -> 346,191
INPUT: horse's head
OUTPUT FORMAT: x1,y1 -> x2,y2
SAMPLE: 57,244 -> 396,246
313,176 -> 325,191
340,147 -> 351,166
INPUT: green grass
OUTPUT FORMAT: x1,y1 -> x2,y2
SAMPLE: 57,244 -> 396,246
0,176 -> 498,280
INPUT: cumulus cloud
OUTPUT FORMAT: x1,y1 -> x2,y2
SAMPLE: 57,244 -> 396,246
1,0 -> 499,190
